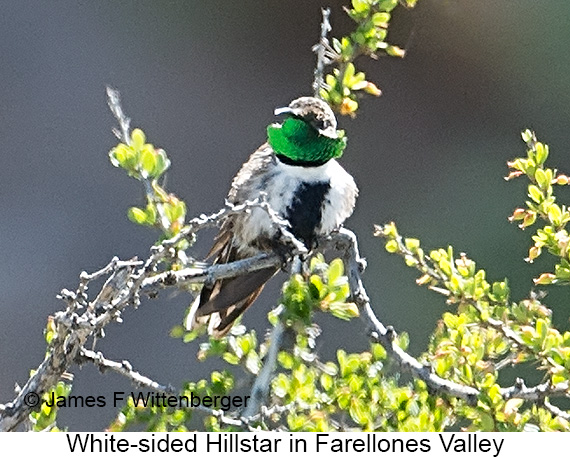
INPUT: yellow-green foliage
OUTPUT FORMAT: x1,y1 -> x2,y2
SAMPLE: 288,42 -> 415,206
320,0 -> 417,116
376,131 -> 570,431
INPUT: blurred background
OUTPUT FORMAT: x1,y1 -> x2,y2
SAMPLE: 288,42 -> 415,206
2,0 -> 570,430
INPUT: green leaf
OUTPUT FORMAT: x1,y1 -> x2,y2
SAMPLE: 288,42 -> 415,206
238,335 -> 252,355
309,275 -> 326,299
480,412 -> 495,431
535,272 -> 555,285
154,149 -> 171,177
521,129 -> 533,142
521,211 -> 537,228
528,185 -> 543,203
439,259 -> 453,277
320,373 -> 333,391
109,144 -> 128,168
385,240 -> 399,253
351,0 -> 369,13
278,351 -> 294,369
131,128 -> 146,149
128,207 -> 149,225
371,343 -> 386,360
349,398 -> 369,425
378,0 -> 398,11
328,258 -> 344,283
164,200 -> 186,223
222,353 -> 240,365
548,204 -> 562,226
386,45 -> 405,57
443,312 -> 458,329
140,147 -> 157,177
329,302 -> 359,320
372,12 -> 390,26
272,374 -> 290,398
404,237 -> 420,252
536,318 -> 548,345
535,142 -> 549,165
182,331 -> 199,343
170,325 -> 185,338
535,168 -> 548,190
397,332 -> 409,350
144,203 -> 157,225
462,364 -> 473,383
245,352 -> 260,375
342,63 -> 356,87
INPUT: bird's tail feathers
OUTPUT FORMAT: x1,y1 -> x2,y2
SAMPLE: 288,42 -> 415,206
185,266 -> 278,338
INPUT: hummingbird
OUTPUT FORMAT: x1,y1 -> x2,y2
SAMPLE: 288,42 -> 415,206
187,96 -> 358,337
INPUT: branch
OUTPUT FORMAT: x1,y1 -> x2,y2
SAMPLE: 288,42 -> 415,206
211,403 -> 294,431
106,86 -> 131,144
362,303 -> 481,404
163,196 -> 308,256
312,7 -> 332,98
0,199 -> 301,432
324,229 -> 480,404
107,86 -> 175,232
78,349 -> 175,394
326,229 -> 570,418
543,399 -> 570,421
242,249 -> 308,420
372,225 -> 570,402
3,198 -> 569,430
243,320 -> 285,419
502,378 -> 570,401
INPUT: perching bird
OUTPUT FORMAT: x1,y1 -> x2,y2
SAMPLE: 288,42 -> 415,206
187,96 -> 358,337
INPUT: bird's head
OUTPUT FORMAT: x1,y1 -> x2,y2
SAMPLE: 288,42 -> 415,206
268,96 -> 347,166
274,96 -> 339,139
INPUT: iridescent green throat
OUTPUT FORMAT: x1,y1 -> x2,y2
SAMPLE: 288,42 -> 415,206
267,117 -> 347,166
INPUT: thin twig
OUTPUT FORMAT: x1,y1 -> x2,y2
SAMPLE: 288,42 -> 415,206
79,349 -> 175,394
327,229 -> 480,405
243,321 -> 285,418
4,219 -> 570,430
106,86 -> 131,144
543,399 -> 570,421
502,378 -> 570,401
0,198 -> 302,431
313,8 -> 332,98
328,229 -> 570,413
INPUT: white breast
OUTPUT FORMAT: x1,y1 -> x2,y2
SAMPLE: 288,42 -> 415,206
234,159 -> 357,253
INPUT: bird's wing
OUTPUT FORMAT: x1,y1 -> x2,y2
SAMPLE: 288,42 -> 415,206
204,143 -> 275,259
187,144 -> 279,337
187,230 -> 278,337
227,143 -> 276,204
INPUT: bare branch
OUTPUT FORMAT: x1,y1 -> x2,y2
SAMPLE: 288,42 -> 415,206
79,349 -> 175,394
327,229 -> 478,405
142,253 -> 280,290
502,378 -> 570,401
243,320 -> 285,418
543,399 -> 570,421
106,86 -> 131,144
313,7 -> 332,98
2,197 -> 569,430
0,197 -> 303,431
325,230 -> 481,403
327,229 -> 570,416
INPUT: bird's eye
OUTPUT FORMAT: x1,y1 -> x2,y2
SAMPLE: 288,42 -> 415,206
305,113 -> 327,132
313,119 -> 326,130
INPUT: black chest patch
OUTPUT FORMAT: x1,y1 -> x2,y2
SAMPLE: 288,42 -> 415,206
285,181 -> 330,247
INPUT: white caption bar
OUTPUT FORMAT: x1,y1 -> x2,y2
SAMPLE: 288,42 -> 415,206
0,431 -> 556,456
